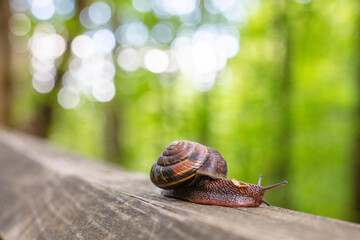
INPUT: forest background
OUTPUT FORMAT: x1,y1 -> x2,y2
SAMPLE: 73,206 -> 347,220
0,0 -> 359,222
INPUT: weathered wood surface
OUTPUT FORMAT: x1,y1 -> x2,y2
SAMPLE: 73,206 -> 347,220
0,130 -> 359,240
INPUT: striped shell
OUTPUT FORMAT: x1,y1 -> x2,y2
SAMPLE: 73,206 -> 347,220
150,140 -> 227,190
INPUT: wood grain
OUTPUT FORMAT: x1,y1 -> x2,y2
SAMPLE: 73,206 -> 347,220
0,130 -> 359,240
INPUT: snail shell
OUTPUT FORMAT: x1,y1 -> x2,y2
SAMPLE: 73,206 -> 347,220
150,140 -> 227,189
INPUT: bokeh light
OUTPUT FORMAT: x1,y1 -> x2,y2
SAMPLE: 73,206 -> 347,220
62,72 -> 79,89
116,22 -> 149,47
162,0 -> 198,16
222,1 -> 247,23
132,0 -> 152,13
215,31 -> 240,58
117,47 -> 141,72
30,32 -> 66,60
168,24 -> 239,91
28,23 -> 67,94
204,0 -> 219,14
144,49 -> 169,73
179,8 -> 201,26
23,0 -> 246,102
80,8 -> 97,29
9,13 -> 31,36
152,0 -> 172,19
31,57 -> 56,74
79,2 -> 112,29
54,0 -> 75,17
150,22 -> 174,45
57,87 -> 80,109
92,80 -> 115,102
212,0 -> 236,13
89,2 -> 112,25
30,0 -> 56,20
32,72 -> 55,93
192,43 -> 219,74
71,35 -> 95,59
67,26 -> 117,106
93,29 -> 116,54
10,0 -> 30,12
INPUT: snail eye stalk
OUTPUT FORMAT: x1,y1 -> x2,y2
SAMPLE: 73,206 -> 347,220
262,181 -> 288,192
263,200 -> 270,206
257,174 -> 263,186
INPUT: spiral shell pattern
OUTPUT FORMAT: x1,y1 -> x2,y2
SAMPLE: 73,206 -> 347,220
150,140 -> 210,189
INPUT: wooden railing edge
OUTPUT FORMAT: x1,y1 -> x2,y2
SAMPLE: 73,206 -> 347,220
0,130 -> 359,240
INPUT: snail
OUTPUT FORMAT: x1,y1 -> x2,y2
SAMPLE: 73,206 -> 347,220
150,140 -> 288,207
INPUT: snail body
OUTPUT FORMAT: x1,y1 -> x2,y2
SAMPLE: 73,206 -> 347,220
150,140 -> 288,207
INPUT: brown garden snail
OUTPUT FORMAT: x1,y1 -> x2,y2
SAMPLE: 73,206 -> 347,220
150,140 -> 288,207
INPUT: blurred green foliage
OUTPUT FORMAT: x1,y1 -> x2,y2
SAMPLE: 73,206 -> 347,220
6,0 -> 360,222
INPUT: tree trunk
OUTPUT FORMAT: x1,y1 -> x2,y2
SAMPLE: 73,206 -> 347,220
0,0 -> 13,127
355,121 -> 360,222
274,0 -> 293,207
198,92 -> 210,146
104,99 -> 124,164
354,2 -> 360,222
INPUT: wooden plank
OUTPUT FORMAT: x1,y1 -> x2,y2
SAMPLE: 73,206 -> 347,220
0,130 -> 359,240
